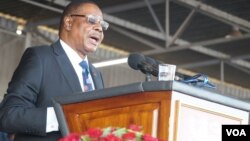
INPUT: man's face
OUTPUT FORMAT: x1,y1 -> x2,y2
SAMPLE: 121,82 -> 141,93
67,3 -> 105,56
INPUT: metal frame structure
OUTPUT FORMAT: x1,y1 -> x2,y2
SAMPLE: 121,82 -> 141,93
0,0 -> 250,90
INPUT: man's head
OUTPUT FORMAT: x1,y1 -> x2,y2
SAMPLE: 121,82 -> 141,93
59,1 -> 108,58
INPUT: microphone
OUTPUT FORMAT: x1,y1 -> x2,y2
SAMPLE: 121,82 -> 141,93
127,53 -> 145,70
128,53 -> 155,74
128,53 -> 187,80
145,56 -> 159,77
128,53 -> 156,81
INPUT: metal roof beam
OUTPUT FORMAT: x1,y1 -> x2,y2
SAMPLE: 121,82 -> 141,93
180,59 -> 219,69
172,0 -> 250,32
232,54 -> 250,60
226,62 -> 250,75
143,33 -> 250,55
19,0 -> 250,70
45,0 -> 69,6
103,0 -> 163,14
104,13 -> 250,69
180,54 -> 250,69
144,0 -> 164,33
167,9 -> 196,47
110,25 -> 164,51
20,0 -> 63,13
104,14 -> 166,40
165,0 -> 170,47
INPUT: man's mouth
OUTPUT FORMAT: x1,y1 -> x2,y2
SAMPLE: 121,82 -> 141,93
89,35 -> 100,44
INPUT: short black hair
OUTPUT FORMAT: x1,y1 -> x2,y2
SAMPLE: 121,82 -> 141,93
58,0 -> 98,33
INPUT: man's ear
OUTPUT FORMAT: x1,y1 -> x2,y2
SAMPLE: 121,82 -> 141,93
64,16 -> 72,31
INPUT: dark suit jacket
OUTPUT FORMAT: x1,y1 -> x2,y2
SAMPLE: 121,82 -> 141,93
0,40 -> 104,141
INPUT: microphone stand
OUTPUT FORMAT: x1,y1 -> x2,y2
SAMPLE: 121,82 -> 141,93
141,65 -> 152,82
145,73 -> 152,82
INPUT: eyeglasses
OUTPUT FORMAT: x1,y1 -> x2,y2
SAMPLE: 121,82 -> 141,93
70,14 -> 109,30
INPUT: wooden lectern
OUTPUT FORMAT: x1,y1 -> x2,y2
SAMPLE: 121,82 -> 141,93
53,81 -> 250,141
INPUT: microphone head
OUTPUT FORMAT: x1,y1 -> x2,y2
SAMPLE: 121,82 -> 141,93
145,56 -> 159,76
145,57 -> 157,66
127,53 -> 145,70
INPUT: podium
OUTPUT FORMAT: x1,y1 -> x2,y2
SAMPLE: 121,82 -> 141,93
53,81 -> 250,141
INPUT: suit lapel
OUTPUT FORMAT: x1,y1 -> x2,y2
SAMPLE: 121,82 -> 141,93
52,41 -> 82,93
89,63 -> 104,90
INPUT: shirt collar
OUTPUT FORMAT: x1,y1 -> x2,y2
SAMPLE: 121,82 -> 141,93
60,39 -> 88,64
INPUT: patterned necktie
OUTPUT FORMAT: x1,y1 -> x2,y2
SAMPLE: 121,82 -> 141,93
79,60 -> 93,91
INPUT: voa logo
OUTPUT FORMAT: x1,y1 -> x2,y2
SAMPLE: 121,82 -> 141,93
226,129 -> 246,136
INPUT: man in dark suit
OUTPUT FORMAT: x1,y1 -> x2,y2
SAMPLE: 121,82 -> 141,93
0,1 -> 107,141
0,132 -> 13,141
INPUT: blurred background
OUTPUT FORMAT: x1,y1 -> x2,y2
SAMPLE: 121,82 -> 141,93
0,0 -> 250,102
